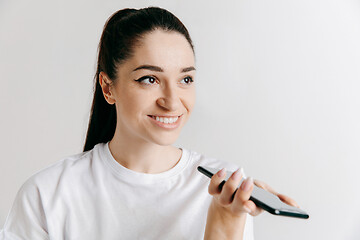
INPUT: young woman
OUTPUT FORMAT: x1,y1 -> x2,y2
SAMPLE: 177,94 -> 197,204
1,7 -> 297,240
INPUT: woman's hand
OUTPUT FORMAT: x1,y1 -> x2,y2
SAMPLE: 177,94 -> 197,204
208,168 -> 255,216
204,168 -> 299,240
204,168 -> 253,240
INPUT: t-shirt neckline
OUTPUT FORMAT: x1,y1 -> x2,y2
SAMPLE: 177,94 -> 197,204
100,142 -> 190,184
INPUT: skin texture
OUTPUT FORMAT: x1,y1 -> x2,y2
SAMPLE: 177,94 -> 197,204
98,29 -> 298,239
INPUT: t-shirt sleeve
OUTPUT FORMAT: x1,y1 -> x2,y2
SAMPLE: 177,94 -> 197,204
1,178 -> 49,240
244,214 -> 254,240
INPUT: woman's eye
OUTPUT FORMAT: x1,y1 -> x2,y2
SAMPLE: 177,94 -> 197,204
135,76 -> 157,85
180,76 -> 194,85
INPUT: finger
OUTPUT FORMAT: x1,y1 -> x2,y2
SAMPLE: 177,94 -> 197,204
277,193 -> 300,208
242,200 -> 264,216
218,168 -> 243,206
208,168 -> 227,196
254,180 -> 300,208
254,179 -> 278,195
232,177 -> 254,213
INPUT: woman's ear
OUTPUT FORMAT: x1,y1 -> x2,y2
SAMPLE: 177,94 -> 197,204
99,72 -> 116,105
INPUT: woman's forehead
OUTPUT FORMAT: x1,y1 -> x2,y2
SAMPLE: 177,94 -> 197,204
128,30 -> 195,68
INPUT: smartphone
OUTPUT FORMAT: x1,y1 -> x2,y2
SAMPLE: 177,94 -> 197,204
198,166 -> 309,219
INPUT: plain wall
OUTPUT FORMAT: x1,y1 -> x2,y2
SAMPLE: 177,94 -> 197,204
1,0 -> 359,239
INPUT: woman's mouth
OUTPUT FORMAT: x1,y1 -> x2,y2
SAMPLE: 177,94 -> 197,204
147,115 -> 182,129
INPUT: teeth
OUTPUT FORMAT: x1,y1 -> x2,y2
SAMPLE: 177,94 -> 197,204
152,116 -> 179,124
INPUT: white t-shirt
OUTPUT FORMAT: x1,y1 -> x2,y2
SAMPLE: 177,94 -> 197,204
1,143 -> 254,240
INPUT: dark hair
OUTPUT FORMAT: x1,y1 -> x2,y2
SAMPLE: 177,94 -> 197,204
83,7 -> 195,152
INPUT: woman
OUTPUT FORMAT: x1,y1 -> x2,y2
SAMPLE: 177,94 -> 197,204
1,7 -> 297,240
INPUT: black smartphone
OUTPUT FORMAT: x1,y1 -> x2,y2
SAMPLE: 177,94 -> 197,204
198,166 -> 309,219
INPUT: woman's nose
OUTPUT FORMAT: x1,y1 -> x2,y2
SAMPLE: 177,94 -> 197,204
156,85 -> 181,111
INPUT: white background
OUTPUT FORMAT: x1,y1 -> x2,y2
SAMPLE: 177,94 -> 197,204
1,0 -> 359,239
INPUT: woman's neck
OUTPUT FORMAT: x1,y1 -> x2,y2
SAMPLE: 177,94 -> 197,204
108,131 -> 182,174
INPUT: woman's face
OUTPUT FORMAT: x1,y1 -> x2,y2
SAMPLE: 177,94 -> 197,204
105,29 -> 196,146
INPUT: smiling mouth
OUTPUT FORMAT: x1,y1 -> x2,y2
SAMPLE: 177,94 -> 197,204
147,115 -> 182,124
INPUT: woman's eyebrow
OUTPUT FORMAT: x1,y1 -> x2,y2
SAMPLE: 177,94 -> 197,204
181,66 -> 196,72
132,65 -> 196,73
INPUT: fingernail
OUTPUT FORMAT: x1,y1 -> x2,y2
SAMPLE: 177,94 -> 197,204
241,177 -> 253,191
231,168 -> 243,181
217,168 -> 226,177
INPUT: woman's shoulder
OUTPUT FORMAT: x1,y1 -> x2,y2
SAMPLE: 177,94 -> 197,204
19,144 -> 104,193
